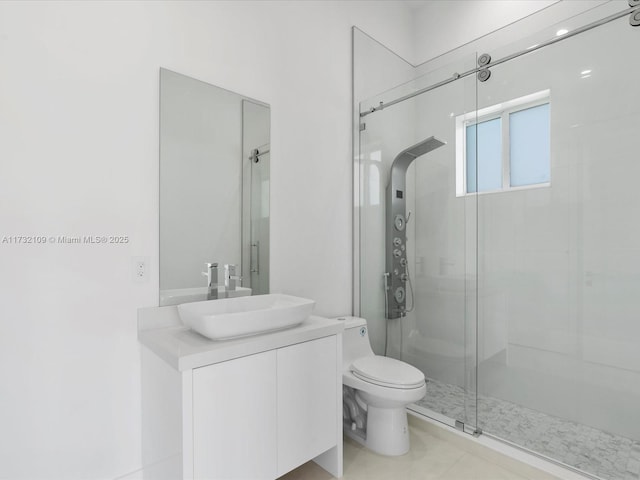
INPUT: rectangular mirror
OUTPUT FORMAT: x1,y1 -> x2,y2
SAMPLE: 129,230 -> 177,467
159,68 -> 270,306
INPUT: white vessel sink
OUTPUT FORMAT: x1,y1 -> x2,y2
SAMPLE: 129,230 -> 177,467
160,286 -> 252,306
177,294 -> 315,340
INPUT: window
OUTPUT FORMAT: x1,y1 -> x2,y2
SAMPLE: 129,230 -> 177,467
456,90 -> 550,196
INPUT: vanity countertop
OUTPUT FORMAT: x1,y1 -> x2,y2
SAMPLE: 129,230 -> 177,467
138,305 -> 344,371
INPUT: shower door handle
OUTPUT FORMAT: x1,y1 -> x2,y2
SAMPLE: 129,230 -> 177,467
250,241 -> 260,274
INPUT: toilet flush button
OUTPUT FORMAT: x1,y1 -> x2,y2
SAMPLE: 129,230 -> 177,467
359,327 -> 367,336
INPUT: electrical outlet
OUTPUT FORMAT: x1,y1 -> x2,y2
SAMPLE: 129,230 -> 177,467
133,256 -> 149,283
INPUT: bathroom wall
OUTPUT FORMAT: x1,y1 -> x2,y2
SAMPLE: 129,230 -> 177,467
0,2 -> 415,478
411,0 -> 559,63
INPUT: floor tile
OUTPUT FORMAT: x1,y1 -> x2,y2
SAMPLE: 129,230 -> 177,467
281,425 -> 535,480
438,453 -> 530,480
341,429 -> 466,480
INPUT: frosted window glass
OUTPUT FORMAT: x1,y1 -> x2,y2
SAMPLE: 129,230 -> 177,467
466,118 -> 502,193
510,103 -> 550,186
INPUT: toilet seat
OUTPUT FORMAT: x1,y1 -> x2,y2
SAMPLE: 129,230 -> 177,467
351,355 -> 425,390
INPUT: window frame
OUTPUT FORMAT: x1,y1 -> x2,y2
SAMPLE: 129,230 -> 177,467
455,89 -> 551,197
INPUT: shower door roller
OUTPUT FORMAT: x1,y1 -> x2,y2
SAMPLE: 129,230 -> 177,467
477,53 -> 492,67
394,287 -> 406,303
477,68 -> 491,82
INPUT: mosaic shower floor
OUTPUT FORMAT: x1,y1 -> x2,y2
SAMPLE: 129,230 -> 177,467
415,378 -> 640,480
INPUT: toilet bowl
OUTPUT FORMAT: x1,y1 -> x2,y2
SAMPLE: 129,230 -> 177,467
338,316 -> 426,456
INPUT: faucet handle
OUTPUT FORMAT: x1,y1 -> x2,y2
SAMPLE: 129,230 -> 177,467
202,262 -> 219,288
224,264 -> 241,290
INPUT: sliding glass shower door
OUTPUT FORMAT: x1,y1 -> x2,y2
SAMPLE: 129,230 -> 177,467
474,7 -> 640,479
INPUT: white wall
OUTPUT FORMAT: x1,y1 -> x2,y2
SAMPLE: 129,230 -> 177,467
412,0 -> 558,63
0,1 -> 415,478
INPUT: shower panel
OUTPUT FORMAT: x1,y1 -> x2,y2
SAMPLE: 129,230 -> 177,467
385,137 -> 445,319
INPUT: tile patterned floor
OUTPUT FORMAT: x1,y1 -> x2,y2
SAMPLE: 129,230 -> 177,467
417,377 -> 640,480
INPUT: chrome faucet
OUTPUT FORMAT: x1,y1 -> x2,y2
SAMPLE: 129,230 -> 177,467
201,262 -> 219,300
224,264 -> 242,292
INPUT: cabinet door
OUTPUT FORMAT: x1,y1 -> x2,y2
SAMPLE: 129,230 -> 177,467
193,350 -> 277,480
276,335 -> 337,476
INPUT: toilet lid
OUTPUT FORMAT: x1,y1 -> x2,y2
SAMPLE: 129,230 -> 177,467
351,356 -> 425,389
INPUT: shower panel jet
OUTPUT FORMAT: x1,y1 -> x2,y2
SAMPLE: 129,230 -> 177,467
385,136 -> 446,319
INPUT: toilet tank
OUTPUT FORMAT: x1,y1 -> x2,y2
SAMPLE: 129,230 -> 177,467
335,316 -> 374,371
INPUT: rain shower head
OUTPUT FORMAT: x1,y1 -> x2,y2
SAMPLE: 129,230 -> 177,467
390,136 -> 446,175
385,136 -> 446,319
388,136 -> 447,197
402,135 -> 446,157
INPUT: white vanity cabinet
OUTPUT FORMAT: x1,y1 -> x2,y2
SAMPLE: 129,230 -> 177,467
139,308 -> 343,480
192,350 -> 278,479
276,335 -> 337,476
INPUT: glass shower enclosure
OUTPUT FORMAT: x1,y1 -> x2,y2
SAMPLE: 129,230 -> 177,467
354,2 -> 640,479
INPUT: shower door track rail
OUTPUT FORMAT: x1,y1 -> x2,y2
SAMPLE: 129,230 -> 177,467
359,5 -> 638,118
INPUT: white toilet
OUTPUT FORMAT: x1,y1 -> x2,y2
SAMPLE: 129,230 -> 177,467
339,316 -> 426,456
